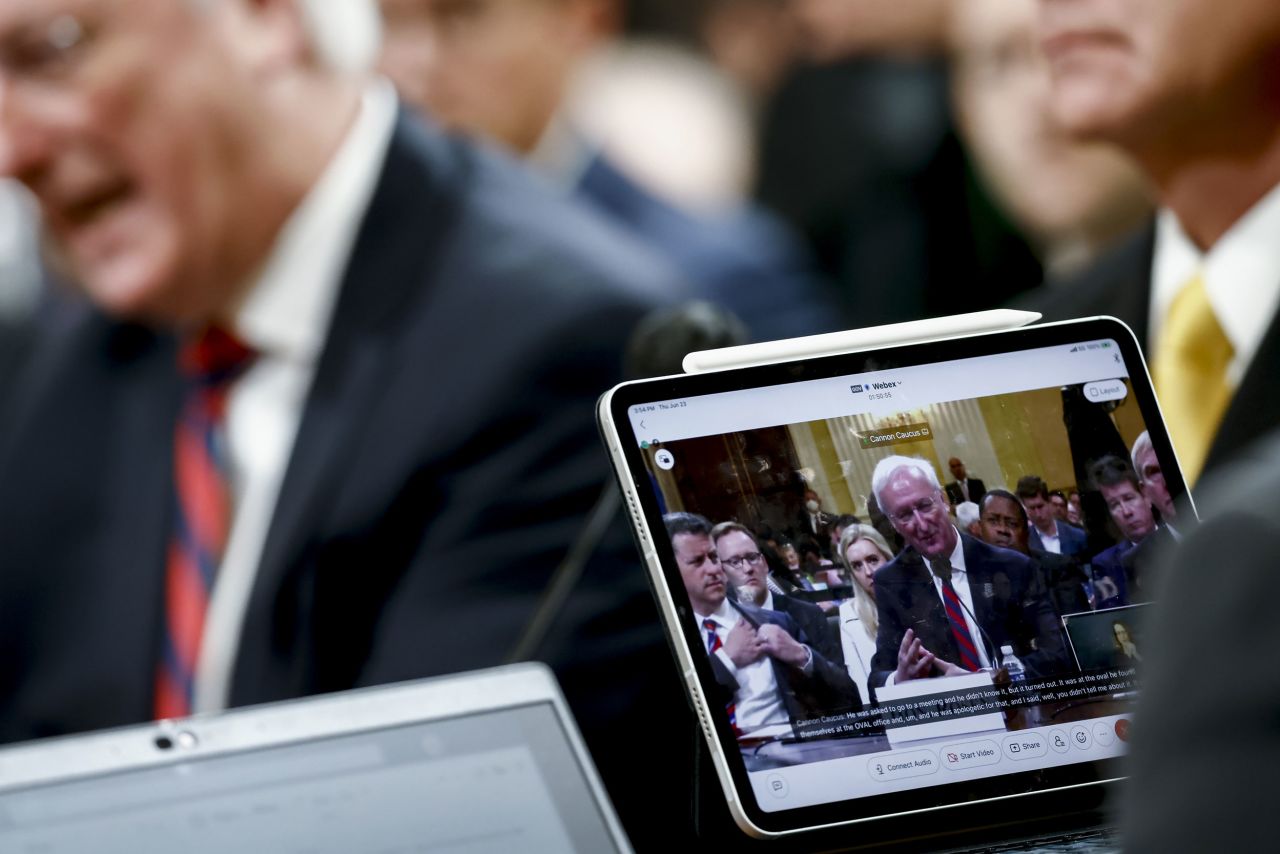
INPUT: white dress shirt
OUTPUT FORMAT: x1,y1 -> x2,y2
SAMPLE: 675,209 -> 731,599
885,529 -> 992,686
1037,520 -> 1062,555
194,80 -> 398,712
1151,181 -> 1280,385
928,532 -> 993,671
696,600 -> 792,738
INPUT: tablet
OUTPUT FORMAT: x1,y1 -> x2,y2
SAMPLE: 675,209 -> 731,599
598,316 -> 1186,838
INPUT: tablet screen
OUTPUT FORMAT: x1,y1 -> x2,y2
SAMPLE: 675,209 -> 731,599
604,318 -> 1183,834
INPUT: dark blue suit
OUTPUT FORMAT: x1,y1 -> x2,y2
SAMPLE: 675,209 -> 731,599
704,601 -> 861,730
869,534 -> 1069,688
1091,525 -> 1173,610
576,152 -> 839,342
771,591 -> 842,667
1090,541 -> 1134,610
0,109 -> 686,843
1028,520 -> 1088,557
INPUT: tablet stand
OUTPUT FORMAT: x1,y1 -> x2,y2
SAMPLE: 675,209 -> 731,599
682,309 -> 1041,374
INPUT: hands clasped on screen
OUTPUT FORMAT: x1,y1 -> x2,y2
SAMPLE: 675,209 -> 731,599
725,622 -> 810,669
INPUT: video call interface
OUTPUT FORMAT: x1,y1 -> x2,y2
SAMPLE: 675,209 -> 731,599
630,339 -> 1170,813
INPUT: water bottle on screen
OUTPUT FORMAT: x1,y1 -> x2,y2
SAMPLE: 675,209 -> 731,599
1002,645 -> 1037,727
1001,645 -> 1026,682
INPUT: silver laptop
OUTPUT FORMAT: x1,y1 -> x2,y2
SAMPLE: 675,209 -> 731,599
0,663 -> 631,853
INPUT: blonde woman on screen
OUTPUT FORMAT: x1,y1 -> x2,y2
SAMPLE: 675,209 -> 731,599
837,525 -> 893,698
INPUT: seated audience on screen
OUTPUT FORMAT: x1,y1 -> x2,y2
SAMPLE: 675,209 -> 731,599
828,513 -> 862,558
955,500 -> 982,538
1049,490 -> 1070,522
1089,455 -> 1170,608
835,524 -> 893,701
665,512 -> 860,739
1017,474 -> 1088,556
978,489 -> 1091,618
1130,430 -> 1178,524
711,521 -> 843,666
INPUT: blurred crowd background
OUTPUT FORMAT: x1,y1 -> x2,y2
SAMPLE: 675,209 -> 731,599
3,0 -> 1279,850
0,0 -> 1156,373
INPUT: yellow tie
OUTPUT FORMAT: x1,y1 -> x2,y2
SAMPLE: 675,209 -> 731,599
1151,274 -> 1234,485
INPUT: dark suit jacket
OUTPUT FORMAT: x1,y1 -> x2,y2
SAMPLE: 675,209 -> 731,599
576,152 -> 839,343
1029,548 -> 1091,618
869,534 -> 1069,688
772,591 -> 843,666
1125,430 -> 1280,852
944,477 -> 986,506
1015,221 -> 1280,478
1028,520 -> 1088,557
1091,525 -> 1175,610
0,110 -> 690,842
1090,541 -> 1134,610
792,508 -> 837,545
706,602 -> 861,730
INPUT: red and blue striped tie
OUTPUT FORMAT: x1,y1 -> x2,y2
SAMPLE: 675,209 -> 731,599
154,327 -> 254,720
704,618 -> 743,737
936,562 -> 982,672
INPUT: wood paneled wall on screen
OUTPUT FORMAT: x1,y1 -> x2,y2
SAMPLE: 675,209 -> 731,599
647,427 -> 806,533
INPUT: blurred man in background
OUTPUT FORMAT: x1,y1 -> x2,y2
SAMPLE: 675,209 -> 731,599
378,0 -> 838,342
0,0 -> 688,843
1023,0 -> 1280,485
947,0 -> 1150,277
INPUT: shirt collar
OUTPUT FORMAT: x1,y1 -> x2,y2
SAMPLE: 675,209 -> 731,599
761,590 -> 775,611
1151,181 -> 1280,381
528,112 -> 595,192
231,79 -> 398,363
947,529 -> 966,575
698,597 -> 739,627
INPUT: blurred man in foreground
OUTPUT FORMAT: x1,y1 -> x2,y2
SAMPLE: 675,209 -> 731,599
1125,432 -> 1280,851
0,0 -> 685,839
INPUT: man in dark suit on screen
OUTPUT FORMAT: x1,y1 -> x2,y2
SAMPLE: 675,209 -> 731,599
943,456 -> 986,507
1017,474 -> 1087,557
711,521 -> 843,667
667,513 -> 860,738
977,489 -> 1091,619
867,456 -> 1067,691
1019,0 -> 1280,486
0,0 -> 689,841
1087,455 -> 1175,609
